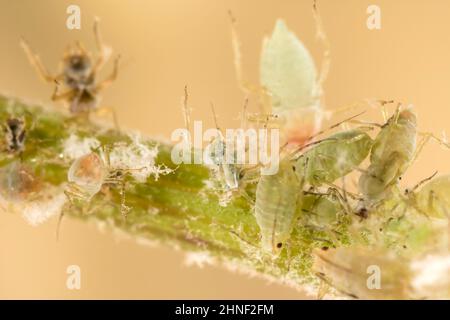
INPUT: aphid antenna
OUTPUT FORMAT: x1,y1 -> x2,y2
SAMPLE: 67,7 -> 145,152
411,132 -> 450,166
291,110 -> 367,158
405,171 -> 438,195
312,0 -> 330,93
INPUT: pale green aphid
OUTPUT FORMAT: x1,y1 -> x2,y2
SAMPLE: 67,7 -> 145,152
314,247 -> 413,299
204,103 -> 244,191
409,174 -> 450,219
359,108 -> 417,202
205,132 -> 240,190
260,19 -> 319,113
295,129 -> 373,186
255,159 -> 302,255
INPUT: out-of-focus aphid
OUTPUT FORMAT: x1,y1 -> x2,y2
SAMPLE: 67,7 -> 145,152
358,106 -> 417,205
3,117 -> 26,154
255,158 -> 303,255
313,247 -> 413,299
405,174 -> 450,219
229,0 -> 329,147
0,161 -> 41,202
295,128 -> 373,186
21,19 -> 120,117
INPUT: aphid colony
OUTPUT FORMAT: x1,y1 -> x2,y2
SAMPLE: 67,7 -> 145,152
251,104 -> 449,256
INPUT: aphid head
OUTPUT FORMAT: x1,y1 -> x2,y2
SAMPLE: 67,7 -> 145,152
68,152 -> 106,195
399,107 -> 417,126
63,44 -> 93,81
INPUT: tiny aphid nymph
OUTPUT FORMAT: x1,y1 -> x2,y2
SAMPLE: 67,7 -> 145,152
3,117 -> 26,154
21,19 -> 120,115
255,159 -> 302,255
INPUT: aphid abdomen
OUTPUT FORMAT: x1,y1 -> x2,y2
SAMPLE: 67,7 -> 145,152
296,130 -> 372,186
255,161 -> 300,254
67,153 -> 106,200
370,110 -> 416,168
70,90 -> 98,114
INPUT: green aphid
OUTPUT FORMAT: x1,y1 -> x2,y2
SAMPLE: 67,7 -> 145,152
359,108 -> 417,203
407,174 -> 450,219
255,159 -> 302,255
295,129 -> 373,186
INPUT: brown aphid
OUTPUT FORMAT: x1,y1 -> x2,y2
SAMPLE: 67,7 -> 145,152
0,161 -> 41,202
21,19 -> 120,115
4,117 -> 26,153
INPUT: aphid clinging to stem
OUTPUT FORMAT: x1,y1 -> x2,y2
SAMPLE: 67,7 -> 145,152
358,105 -> 417,205
21,19 -> 120,118
255,158 -> 303,255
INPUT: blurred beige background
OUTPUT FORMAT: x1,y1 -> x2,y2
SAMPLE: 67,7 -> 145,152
0,0 -> 449,299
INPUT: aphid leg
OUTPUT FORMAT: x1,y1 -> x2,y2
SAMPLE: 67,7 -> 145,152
237,188 -> 255,206
94,54 -> 120,92
182,85 -> 191,137
407,171 -> 438,194
93,17 -> 112,72
51,81 -> 72,101
94,106 -> 121,131
414,131 -> 450,163
20,37 -> 57,83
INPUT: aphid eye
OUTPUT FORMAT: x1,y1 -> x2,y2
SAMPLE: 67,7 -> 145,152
321,246 -> 329,251
292,166 -> 296,172
276,242 -> 283,249
398,176 -> 402,181
404,189 -> 410,195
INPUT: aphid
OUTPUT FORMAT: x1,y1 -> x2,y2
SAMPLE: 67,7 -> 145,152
21,19 -> 120,116
182,87 -> 249,192
358,106 -> 417,204
63,147 -> 136,219
255,159 -> 302,255
295,128 -> 373,186
229,1 -> 329,147
3,117 -> 26,154
0,161 -> 41,202
313,247 -> 413,299
205,103 -> 241,190
405,174 -> 450,219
